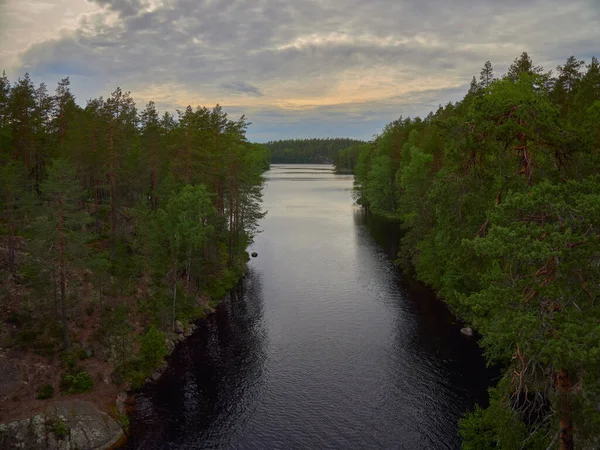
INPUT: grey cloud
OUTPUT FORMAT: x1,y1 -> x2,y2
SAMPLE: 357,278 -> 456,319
220,82 -> 264,97
9,0 -> 600,140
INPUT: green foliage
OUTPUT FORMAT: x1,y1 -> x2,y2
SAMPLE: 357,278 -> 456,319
333,143 -> 368,173
1,71 -> 265,373
205,267 -> 243,304
353,53 -> 600,447
36,384 -> 54,400
60,371 -> 94,394
139,326 -> 167,369
110,407 -> 130,432
266,138 -> 364,163
51,417 -> 70,439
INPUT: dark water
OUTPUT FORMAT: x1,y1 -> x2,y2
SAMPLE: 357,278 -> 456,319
125,164 -> 491,449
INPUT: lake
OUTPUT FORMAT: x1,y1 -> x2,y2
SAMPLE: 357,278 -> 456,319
125,164 -> 491,449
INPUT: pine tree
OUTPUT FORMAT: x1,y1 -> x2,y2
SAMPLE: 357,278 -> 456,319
157,185 -> 215,330
52,78 -> 78,150
467,76 -> 482,96
506,52 -> 544,82
479,60 -> 494,88
0,159 -> 27,278
8,74 -> 37,184
141,101 -> 162,210
0,71 -> 10,130
34,158 -> 90,350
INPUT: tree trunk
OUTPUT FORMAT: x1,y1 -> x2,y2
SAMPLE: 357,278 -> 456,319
228,169 -> 234,264
94,179 -> 100,234
57,193 -> 71,350
52,262 -> 58,319
557,368 -> 573,450
215,127 -> 220,214
7,221 -> 15,277
186,115 -> 191,184
152,143 -> 158,210
172,257 -> 177,332
186,252 -> 191,294
109,123 -> 116,235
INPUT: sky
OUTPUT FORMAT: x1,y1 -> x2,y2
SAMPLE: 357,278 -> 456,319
1,0 -> 599,142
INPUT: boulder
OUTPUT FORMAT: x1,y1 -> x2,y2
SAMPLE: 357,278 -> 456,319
116,392 -> 128,415
0,400 -> 124,450
174,320 -> 184,334
165,338 -> 175,355
183,323 -> 197,337
460,327 -> 474,337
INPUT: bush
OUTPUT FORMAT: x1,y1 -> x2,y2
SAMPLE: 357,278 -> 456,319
36,384 -> 54,400
60,371 -> 94,394
139,326 -> 167,369
110,407 -> 130,432
51,418 -> 70,439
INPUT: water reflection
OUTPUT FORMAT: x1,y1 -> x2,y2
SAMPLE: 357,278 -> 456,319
126,165 -> 491,449
127,273 -> 267,448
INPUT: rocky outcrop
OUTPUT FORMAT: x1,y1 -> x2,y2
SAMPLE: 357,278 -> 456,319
174,320 -> 184,334
0,355 -> 21,400
460,327 -> 474,337
0,400 -> 124,450
183,323 -> 197,338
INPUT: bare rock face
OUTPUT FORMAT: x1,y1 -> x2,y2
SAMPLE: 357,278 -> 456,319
165,338 -> 176,355
183,323 -> 197,337
0,400 -> 124,450
0,355 -> 21,400
174,320 -> 184,334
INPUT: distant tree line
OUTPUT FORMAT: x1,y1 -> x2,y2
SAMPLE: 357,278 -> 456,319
346,53 -> 600,449
266,137 -> 364,163
0,71 -> 269,387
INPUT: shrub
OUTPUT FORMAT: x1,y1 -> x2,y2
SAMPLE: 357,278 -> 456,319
60,371 -> 94,394
139,326 -> 167,369
51,418 -> 70,439
36,384 -> 54,400
110,407 -> 130,432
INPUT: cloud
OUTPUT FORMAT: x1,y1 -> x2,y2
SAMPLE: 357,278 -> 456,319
219,82 -> 264,97
1,0 -> 599,140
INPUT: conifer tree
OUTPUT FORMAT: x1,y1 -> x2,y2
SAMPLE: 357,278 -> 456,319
506,51 -> 544,82
479,60 -> 494,88
34,158 -> 90,350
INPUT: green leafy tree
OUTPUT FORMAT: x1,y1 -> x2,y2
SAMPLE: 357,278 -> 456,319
158,184 -> 215,330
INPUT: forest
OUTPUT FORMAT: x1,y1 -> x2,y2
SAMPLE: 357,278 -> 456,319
0,71 -> 269,408
266,137 -> 364,163
346,53 -> 600,449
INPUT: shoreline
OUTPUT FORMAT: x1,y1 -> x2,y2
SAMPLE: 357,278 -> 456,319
0,265 -> 248,450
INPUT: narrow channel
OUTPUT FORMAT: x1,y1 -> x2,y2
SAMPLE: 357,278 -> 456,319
125,164 -> 492,449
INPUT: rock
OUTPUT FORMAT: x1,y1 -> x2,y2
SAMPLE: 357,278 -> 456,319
183,323 -> 197,337
150,361 -> 168,382
174,320 -> 184,334
251,252 -> 258,258
165,338 -> 175,355
0,400 -> 124,450
460,327 -> 474,337
0,356 -> 21,400
116,392 -> 127,415
151,370 -> 162,382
